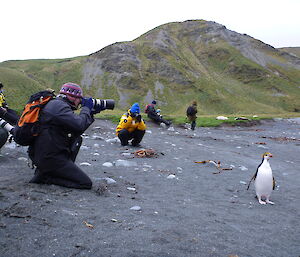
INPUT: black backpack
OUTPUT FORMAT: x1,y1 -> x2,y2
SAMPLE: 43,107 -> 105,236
186,106 -> 196,116
13,90 -> 55,146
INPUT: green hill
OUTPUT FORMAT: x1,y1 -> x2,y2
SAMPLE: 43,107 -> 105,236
1,20 -> 300,115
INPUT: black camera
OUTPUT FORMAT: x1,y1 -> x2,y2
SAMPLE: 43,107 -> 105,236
92,99 -> 115,111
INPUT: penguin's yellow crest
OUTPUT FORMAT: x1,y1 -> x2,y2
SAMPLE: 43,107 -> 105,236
262,152 -> 272,157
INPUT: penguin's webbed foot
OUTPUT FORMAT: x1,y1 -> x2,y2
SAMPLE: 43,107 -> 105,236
258,199 -> 266,205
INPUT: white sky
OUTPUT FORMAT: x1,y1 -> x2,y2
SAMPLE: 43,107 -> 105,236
1,0 -> 299,62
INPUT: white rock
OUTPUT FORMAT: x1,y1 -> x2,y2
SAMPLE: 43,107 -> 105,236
80,145 -> 89,150
102,162 -> 113,167
127,187 -> 136,191
93,153 -> 100,156
79,162 -> 91,166
146,130 -> 152,134
103,177 -> 116,184
121,152 -> 131,156
130,206 -> 141,211
167,127 -> 175,131
216,116 -> 228,120
167,174 -> 176,179
239,166 -> 248,171
94,143 -> 100,148
18,157 -> 27,162
239,181 -> 247,185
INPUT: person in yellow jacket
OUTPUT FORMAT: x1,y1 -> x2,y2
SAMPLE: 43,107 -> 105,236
0,82 -> 6,108
116,103 -> 146,146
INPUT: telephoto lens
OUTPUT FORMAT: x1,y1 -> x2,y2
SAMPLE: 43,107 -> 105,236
92,99 -> 115,111
0,118 -> 14,133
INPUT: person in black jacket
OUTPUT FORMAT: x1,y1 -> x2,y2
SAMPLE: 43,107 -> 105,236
186,100 -> 198,130
28,82 -> 101,189
0,82 -> 19,150
145,100 -> 172,127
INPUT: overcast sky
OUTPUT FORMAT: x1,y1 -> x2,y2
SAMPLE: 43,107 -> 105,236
1,0 -> 299,62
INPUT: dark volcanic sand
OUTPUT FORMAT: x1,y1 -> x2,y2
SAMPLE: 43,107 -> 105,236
0,118 -> 299,257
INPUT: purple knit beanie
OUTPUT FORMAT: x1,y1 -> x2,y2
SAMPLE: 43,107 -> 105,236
59,82 -> 83,98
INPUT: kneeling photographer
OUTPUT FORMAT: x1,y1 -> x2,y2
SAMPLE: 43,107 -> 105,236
0,82 -> 19,150
28,82 -> 114,189
116,103 -> 146,146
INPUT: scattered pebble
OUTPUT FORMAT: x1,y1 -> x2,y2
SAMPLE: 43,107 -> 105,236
102,162 -> 113,167
103,177 -> 116,184
239,181 -> 247,185
18,157 -> 27,162
216,116 -> 228,120
121,152 -> 131,156
127,187 -> 136,191
167,174 -> 176,179
79,162 -> 91,166
130,206 -> 141,211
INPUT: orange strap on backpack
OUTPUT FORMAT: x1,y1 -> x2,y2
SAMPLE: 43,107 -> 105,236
18,96 -> 52,126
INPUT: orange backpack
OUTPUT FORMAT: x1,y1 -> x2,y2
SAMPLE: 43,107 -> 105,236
13,90 -> 55,146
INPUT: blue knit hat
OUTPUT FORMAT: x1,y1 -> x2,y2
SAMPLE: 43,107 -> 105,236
130,103 -> 140,114
152,100 -> 157,104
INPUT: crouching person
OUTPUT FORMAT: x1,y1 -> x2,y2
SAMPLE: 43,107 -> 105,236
116,103 -> 146,146
29,82 -> 101,189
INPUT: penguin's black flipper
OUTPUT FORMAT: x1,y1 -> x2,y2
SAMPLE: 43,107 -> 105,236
272,177 -> 276,190
247,168 -> 258,190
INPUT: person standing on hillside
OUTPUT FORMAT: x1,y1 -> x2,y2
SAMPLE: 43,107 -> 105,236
186,100 -> 198,130
116,103 -> 146,146
28,82 -> 102,189
145,100 -> 172,128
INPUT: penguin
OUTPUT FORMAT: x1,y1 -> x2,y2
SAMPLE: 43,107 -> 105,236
247,152 -> 276,205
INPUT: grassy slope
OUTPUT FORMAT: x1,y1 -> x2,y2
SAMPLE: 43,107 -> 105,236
0,24 -> 299,117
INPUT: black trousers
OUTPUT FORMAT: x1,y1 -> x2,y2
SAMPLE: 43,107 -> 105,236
29,136 -> 92,189
147,112 -> 171,126
0,128 -> 8,149
118,129 -> 145,146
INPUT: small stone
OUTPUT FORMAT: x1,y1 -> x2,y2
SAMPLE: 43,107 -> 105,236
167,174 -> 176,179
130,206 -> 141,211
79,162 -> 91,166
102,162 -> 113,167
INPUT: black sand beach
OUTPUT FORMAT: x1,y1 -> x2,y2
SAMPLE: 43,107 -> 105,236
1,118 -> 299,257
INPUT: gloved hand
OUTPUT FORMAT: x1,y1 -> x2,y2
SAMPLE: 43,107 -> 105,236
92,102 -> 103,114
136,114 -> 142,122
81,97 -> 93,111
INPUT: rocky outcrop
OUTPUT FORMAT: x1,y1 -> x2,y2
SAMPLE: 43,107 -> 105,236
80,20 -> 300,112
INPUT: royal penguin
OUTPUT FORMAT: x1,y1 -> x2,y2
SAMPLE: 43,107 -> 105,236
247,152 -> 276,205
